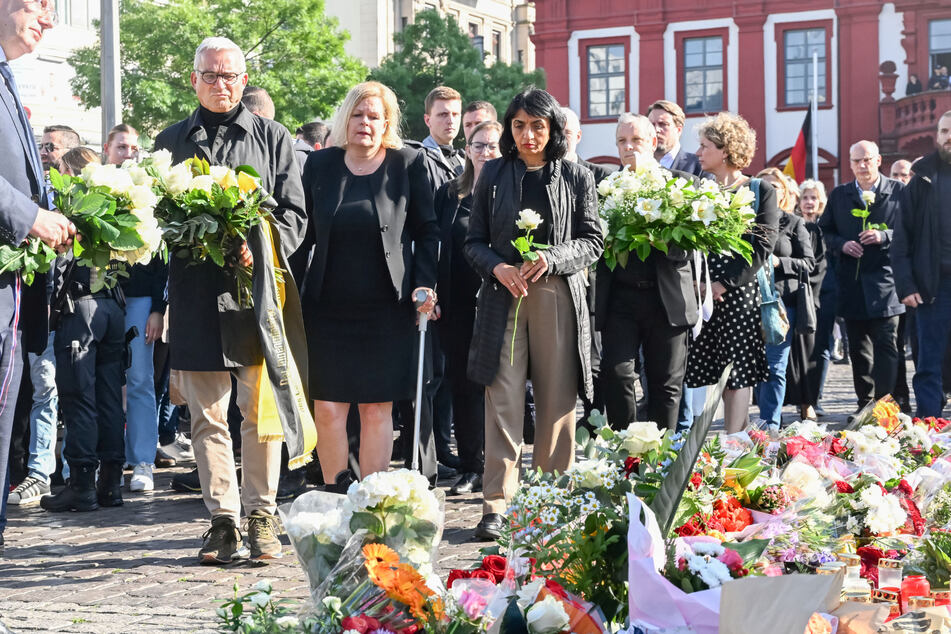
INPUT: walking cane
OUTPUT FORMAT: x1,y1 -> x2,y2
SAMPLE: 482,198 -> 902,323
411,289 -> 431,472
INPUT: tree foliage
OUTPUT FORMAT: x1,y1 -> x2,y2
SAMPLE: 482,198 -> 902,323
370,9 -> 545,144
69,0 -> 367,137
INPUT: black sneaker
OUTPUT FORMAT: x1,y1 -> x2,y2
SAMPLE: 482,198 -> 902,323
276,469 -> 306,501
40,465 -> 98,513
199,516 -> 248,565
245,510 -> 283,560
171,467 -> 201,493
8,475 -> 51,505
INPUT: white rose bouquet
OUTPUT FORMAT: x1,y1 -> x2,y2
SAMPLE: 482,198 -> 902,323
0,162 -> 165,289
597,161 -> 756,269
151,155 -> 268,307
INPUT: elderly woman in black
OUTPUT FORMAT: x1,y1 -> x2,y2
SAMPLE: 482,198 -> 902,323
464,88 -> 603,540
299,81 -> 438,490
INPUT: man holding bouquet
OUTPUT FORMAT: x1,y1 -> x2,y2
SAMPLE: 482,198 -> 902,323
154,36 -> 307,565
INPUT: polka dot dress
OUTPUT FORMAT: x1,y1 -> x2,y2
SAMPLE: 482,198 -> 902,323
685,253 -> 768,390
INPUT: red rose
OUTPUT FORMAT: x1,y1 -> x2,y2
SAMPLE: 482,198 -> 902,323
447,569 -> 472,588
624,456 -> 641,477
470,569 -> 496,582
829,437 -> 848,456
690,473 -> 702,489
544,579 -> 569,599
399,626 -> 420,634
896,479 -> 914,497
836,481 -> 855,493
482,555 -> 508,582
341,615 -> 376,633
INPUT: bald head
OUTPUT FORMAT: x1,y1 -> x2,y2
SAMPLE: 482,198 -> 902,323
561,107 -> 582,161
889,159 -> 912,184
848,140 -> 882,188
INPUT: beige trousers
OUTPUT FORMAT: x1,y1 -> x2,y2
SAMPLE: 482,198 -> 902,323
483,276 -> 578,515
178,366 -> 281,523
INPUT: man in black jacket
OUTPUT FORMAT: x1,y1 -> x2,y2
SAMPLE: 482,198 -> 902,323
894,111 -> 951,417
819,140 -> 906,410
404,85 -> 465,190
153,36 -> 307,565
598,113 -> 698,430
647,100 -> 704,177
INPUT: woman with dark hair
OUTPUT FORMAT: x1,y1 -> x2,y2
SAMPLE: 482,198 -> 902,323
434,120 -> 502,496
464,88 -> 603,539
906,73 -> 923,96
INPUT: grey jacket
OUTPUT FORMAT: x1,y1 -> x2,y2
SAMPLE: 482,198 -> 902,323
154,104 -> 307,371
463,157 -> 603,399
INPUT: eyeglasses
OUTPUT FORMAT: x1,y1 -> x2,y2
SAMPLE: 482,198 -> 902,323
197,71 -> 243,85
23,0 -> 57,25
469,142 -> 499,154
37,142 -> 61,153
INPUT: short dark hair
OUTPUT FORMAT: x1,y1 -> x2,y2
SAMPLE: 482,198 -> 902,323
241,86 -> 275,118
296,121 -> 330,147
499,87 -> 567,162
464,100 -> 497,120
424,86 -> 461,114
43,125 -> 80,148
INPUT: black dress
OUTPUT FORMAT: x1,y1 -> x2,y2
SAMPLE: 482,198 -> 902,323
785,221 -> 827,406
307,174 -> 416,402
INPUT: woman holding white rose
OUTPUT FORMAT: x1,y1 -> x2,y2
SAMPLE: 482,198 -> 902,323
464,88 -> 603,540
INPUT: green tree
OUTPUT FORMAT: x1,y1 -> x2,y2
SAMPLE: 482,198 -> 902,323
370,9 -> 545,144
69,0 -> 367,137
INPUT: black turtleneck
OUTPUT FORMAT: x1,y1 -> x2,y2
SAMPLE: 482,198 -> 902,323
199,104 -> 241,144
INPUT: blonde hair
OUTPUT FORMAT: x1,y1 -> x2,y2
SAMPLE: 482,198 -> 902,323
756,167 -> 796,213
330,81 -> 403,150
697,112 -> 756,170
798,179 -> 828,217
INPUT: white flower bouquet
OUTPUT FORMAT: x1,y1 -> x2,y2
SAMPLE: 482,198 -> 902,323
597,161 -> 756,269
0,161 -> 165,289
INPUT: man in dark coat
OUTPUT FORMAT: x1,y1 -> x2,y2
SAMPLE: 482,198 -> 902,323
0,0 -> 73,558
154,36 -> 306,565
647,100 -> 705,177
598,113 -> 699,430
893,111 -> 951,417
819,140 -> 905,410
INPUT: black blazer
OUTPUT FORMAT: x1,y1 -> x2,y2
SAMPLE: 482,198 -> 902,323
299,146 -> 438,305
669,147 -> 704,178
771,212 -> 815,302
819,177 -> 905,320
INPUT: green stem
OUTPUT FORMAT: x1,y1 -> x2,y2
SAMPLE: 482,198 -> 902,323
510,296 -> 522,365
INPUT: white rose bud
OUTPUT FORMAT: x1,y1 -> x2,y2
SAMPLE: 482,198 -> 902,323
861,190 -> 875,205
617,422 -> 666,456
164,163 -> 193,195
127,165 -> 154,187
516,208 -> 543,231
128,184 -> 158,211
149,149 -> 173,176
525,594 -> 570,634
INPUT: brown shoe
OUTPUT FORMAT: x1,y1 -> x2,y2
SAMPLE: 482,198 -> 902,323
245,510 -> 283,560
155,448 -> 176,469
198,516 -> 248,565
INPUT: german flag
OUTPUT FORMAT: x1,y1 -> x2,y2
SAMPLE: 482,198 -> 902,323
783,105 -> 812,183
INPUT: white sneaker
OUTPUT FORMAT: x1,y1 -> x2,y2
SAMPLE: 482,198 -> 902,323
130,463 -> 154,492
160,433 -> 195,463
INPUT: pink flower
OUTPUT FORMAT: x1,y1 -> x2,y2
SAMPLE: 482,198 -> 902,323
718,548 -> 744,572
459,589 -> 488,620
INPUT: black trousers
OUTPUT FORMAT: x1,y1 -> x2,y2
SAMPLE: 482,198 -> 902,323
844,315 -> 900,407
55,296 -> 126,469
601,288 -> 689,430
442,309 -> 484,474
893,312 -> 910,401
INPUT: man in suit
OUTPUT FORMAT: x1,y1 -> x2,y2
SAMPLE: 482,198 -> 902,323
598,113 -> 699,430
819,140 -> 906,411
647,100 -> 704,177
154,36 -> 307,565
894,111 -> 951,417
0,0 -> 75,557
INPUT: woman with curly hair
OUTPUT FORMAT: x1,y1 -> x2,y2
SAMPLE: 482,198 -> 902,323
684,113 -> 781,433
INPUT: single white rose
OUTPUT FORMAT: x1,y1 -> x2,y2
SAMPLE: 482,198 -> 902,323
209,165 -> 239,190
164,163 -> 193,195
128,184 -> 158,211
274,616 -> 299,627
516,208 -> 544,231
126,165 -> 154,187
516,578 -> 545,610
525,594 -> 570,634
251,579 -> 272,593
189,174 -> 215,194
148,149 -> 173,176
82,163 -> 116,189
617,422 -> 665,456
248,592 -> 269,608
861,190 -> 875,205
566,458 -> 608,489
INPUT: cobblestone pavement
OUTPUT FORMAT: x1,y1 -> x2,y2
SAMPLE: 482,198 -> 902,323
0,359 -> 902,632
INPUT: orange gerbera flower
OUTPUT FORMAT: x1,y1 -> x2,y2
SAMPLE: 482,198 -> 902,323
363,543 -> 400,566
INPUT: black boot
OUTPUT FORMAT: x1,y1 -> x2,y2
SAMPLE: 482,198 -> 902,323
324,468 -> 356,494
97,462 -> 124,507
40,464 -> 99,512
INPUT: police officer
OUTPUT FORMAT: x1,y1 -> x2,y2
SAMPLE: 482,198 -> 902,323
40,147 -> 128,512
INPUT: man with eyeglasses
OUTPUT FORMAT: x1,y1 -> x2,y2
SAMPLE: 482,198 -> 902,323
819,141 -> 906,415
39,124 -> 79,171
153,36 -> 306,566
0,0 -> 74,558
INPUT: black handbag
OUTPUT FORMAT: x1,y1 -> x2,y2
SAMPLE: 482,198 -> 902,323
796,270 -> 817,335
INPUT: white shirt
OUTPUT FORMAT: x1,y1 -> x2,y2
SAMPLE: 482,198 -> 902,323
659,144 -> 681,170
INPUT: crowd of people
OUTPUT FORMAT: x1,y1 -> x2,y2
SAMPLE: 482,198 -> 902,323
0,3 -> 949,567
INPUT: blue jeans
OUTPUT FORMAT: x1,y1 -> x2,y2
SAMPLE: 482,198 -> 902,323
913,279 -> 951,417
756,303 -> 797,426
124,296 -> 158,466
27,332 -> 57,482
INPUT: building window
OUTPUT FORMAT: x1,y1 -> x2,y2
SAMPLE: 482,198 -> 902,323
683,36 -> 723,114
492,30 -> 502,60
783,28 -> 827,106
586,44 -> 625,118
929,19 -> 951,76
469,22 -> 483,54
55,0 -> 70,26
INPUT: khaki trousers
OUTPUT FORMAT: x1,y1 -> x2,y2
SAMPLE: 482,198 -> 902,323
179,366 -> 281,523
483,276 -> 578,515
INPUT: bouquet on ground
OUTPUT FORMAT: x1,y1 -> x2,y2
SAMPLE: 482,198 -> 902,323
150,154 -> 268,307
597,160 -> 756,269
0,162 -> 164,288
